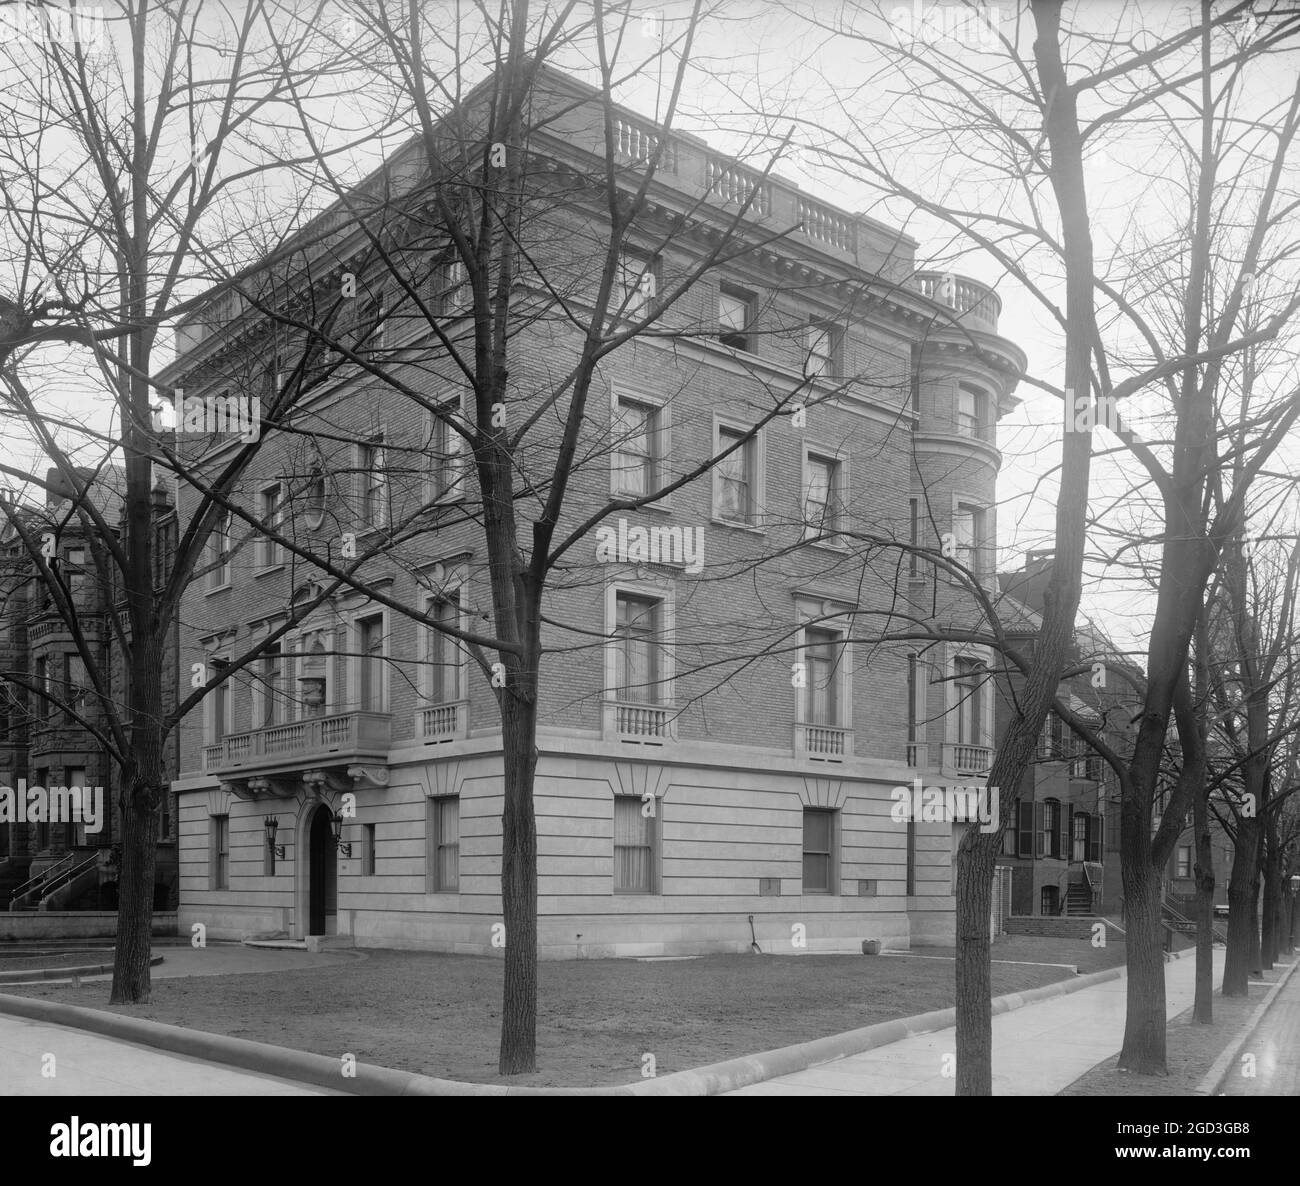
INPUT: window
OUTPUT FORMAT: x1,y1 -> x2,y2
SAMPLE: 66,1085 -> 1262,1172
428,399 -> 465,502
1040,798 -> 1061,859
34,655 -> 50,719
208,509 -> 232,589
1040,885 -> 1059,916
1176,845 -> 1192,878
68,766 -> 88,847
259,484 -> 284,567
257,642 -> 283,728
616,253 -> 658,318
208,663 -> 231,743
905,819 -> 916,895
801,626 -> 844,727
805,321 -> 839,377
359,438 -> 388,530
212,815 -> 230,889
953,658 -> 984,746
614,795 -> 656,893
305,464 -> 327,530
423,593 -> 463,703
1073,811 -> 1089,862
718,283 -> 754,352
296,635 -> 329,718
65,547 -> 86,598
906,653 -> 924,763
427,797 -> 459,892
957,383 -> 988,439
803,452 -> 844,540
1017,801 -> 1034,857
612,395 -> 661,498
63,653 -> 89,718
715,423 -> 758,524
357,614 -> 386,713
802,807 -> 835,893
953,502 -> 987,575
614,592 -> 662,703
363,823 -> 377,876
435,257 -> 469,314
909,498 -> 921,576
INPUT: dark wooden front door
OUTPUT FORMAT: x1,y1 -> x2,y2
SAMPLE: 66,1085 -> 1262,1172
308,807 -> 336,935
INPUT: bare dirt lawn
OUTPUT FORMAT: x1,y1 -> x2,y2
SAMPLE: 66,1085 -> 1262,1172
5,937 -> 1110,1088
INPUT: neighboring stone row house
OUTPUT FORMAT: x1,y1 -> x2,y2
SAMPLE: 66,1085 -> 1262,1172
0,466 -> 180,911
168,65 -> 1025,956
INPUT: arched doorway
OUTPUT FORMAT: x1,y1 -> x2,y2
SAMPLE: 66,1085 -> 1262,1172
307,805 -> 337,936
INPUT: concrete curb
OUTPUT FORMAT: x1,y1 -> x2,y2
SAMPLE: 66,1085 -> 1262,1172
1194,955 -> 1300,1096
0,955 -> 164,985
0,961 -> 1125,1096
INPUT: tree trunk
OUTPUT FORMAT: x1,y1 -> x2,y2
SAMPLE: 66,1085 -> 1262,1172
1261,819 -> 1278,969
1223,825 -> 1257,995
1192,783 -> 1214,1023
109,770 -> 160,1004
1118,857 -> 1167,1072
497,686 -> 539,1074
954,827 -> 998,1094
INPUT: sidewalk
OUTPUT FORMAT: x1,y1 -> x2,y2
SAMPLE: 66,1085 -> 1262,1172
0,1012 -> 337,1095
726,947 -> 1226,1095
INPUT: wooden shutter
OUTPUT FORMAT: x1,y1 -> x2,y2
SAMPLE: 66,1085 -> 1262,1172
1058,803 -> 1069,860
1090,813 -> 1103,863
1034,802 -> 1045,858
1017,802 -> 1033,857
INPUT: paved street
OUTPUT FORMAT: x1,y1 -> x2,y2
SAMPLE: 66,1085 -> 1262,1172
727,948 -> 1227,1095
0,1014 -> 335,1096
1220,961 -> 1300,1095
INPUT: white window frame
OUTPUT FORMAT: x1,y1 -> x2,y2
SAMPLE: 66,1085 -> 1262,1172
794,598 -> 853,730
604,579 -> 675,707
421,581 -> 468,705
205,653 -> 232,744
357,434 -> 389,532
957,381 -> 990,441
258,483 -> 284,569
613,793 -> 659,895
946,646 -> 993,749
615,252 -> 659,320
211,814 -> 230,890
712,415 -> 764,528
206,508 -> 233,591
805,321 -> 839,378
801,806 -> 838,895
801,445 -> 849,547
950,493 -> 991,578
426,795 -> 460,893
425,392 -> 468,504
718,282 -> 756,353
350,608 -> 388,715
609,386 -> 671,507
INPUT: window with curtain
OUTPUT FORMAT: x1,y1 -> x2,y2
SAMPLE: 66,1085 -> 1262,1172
429,797 -> 459,892
954,658 -> 983,745
803,808 -> 835,893
802,626 -> 842,726
357,615 -> 385,712
615,593 -> 661,703
715,424 -> 756,523
613,795 -> 654,893
424,593 -> 462,703
612,397 -> 658,497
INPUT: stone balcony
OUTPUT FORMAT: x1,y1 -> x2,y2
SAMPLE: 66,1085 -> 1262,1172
909,271 -> 1001,333
603,700 -> 677,745
794,722 -> 853,763
202,709 -> 392,798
